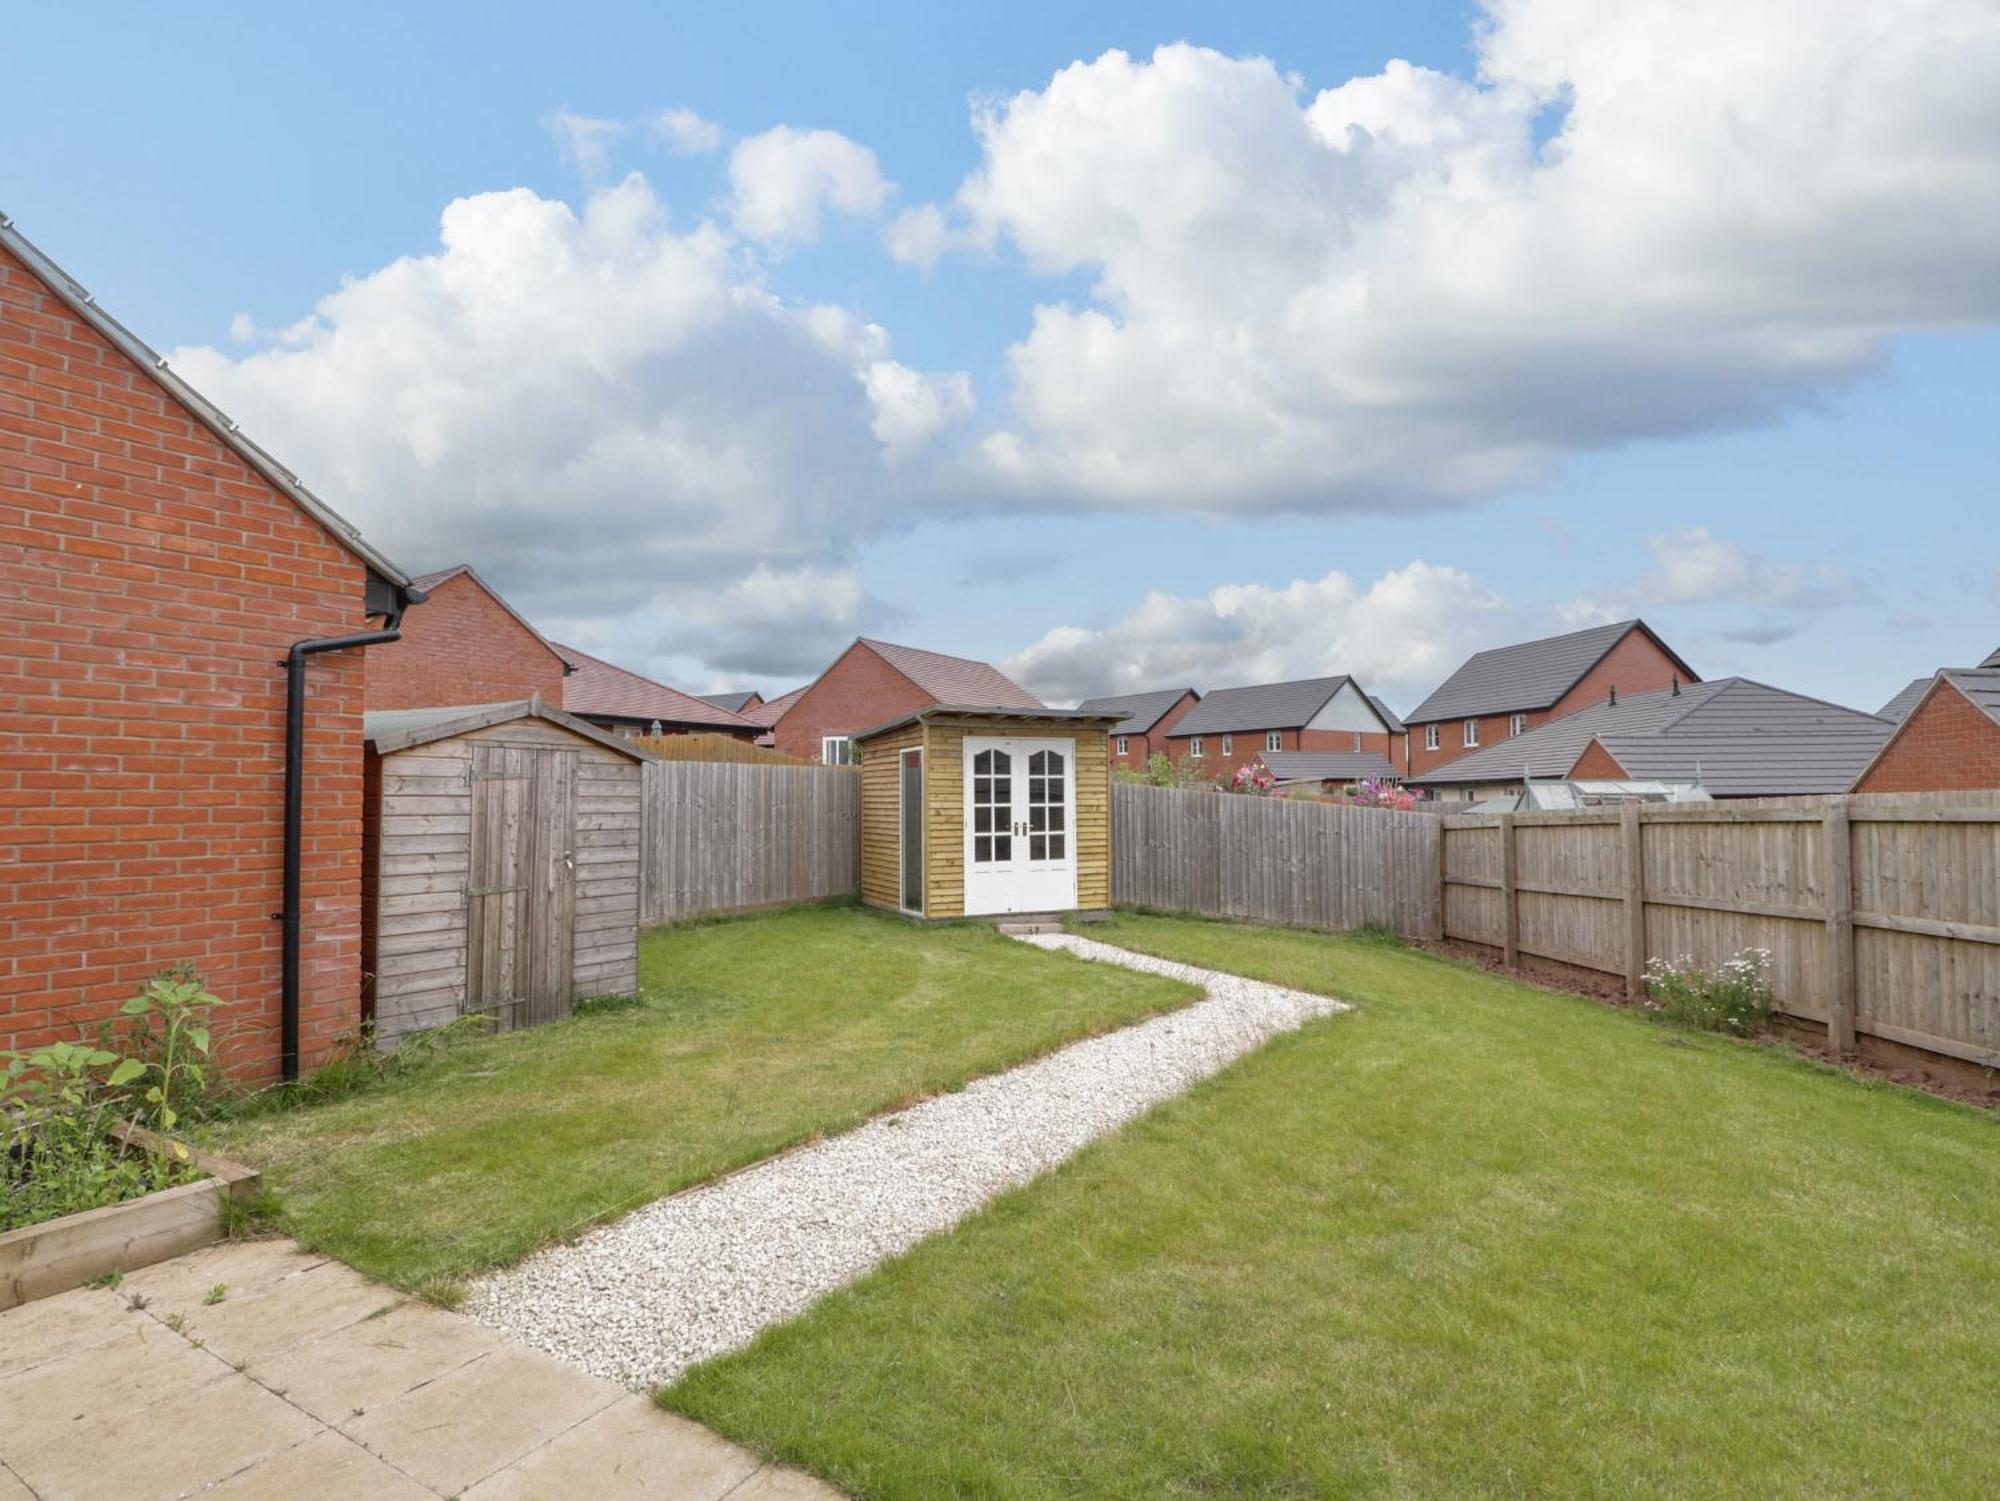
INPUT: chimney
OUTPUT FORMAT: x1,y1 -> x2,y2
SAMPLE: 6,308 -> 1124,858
1609,686 -> 1618,707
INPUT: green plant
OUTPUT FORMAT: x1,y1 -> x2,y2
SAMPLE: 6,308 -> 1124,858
574,992 -> 646,1017
1115,752 -> 1212,789
1642,948 -> 1775,1035
3,1039 -> 164,1233
203,1283 -> 227,1306
114,969 -> 223,1164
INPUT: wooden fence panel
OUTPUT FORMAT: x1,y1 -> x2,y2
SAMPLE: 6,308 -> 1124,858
1110,783 -> 1439,937
1442,798 -> 2000,1070
639,761 -> 860,924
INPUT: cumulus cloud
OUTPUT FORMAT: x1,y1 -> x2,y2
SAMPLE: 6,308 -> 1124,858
169,174 -> 971,676
1003,561 -> 1507,705
728,126 -> 893,245
650,106 -> 724,155
546,109 -> 627,177
900,3 -> 2000,511
1562,526 -> 1865,645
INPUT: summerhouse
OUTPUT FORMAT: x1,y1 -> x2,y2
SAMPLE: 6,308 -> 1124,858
362,696 -> 649,1043
855,706 -> 1120,920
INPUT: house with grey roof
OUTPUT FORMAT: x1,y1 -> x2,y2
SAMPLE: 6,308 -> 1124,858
1076,687 -> 1200,769
1404,619 -> 1697,780
1162,675 -> 1402,780
1854,663 -> 2000,793
1406,678 -> 1891,800
1257,750 -> 1402,789
699,690 -> 765,715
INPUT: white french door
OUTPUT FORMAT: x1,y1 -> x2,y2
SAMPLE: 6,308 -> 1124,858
963,736 -> 1077,915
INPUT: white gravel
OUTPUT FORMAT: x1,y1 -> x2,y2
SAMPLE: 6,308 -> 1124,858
463,932 -> 1347,1389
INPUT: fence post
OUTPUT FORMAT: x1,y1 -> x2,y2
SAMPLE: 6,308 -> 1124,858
1498,812 -> 1518,968
1823,797 -> 1857,1057
1432,817 -> 1447,940
1621,802 -> 1646,999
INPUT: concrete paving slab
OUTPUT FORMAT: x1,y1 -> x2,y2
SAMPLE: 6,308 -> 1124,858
0,1463 -> 34,1501
168,1258 -> 402,1368
0,1283 -> 138,1381
343,1343 -> 622,1496
4,1365 -> 320,1501
202,1429 -> 434,1501
461,1395 -> 760,1501
247,1299 -> 493,1424
727,1462 -> 852,1499
116,1236 -> 327,1310
0,1317 -> 235,1455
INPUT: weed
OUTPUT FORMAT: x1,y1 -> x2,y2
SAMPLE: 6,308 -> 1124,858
203,1283 -> 227,1306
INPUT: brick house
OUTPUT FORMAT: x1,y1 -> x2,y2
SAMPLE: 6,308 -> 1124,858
553,642 -> 762,739
1,216 -> 422,1077
365,563 -> 571,711
1404,619 -> 1697,779
1076,687 -> 1199,769
1162,676 -> 1399,781
1406,678 -> 1891,802
699,690 -> 764,715
1852,666 -> 2000,793
769,638 -> 1041,762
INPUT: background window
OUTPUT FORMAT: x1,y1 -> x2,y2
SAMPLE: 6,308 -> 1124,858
822,736 -> 853,765
1115,735 -> 1129,756
1509,714 -> 1528,736
1463,720 -> 1480,748
1265,731 -> 1282,752
1221,734 -> 1233,756
1189,737 -> 1204,758
1424,724 -> 1440,751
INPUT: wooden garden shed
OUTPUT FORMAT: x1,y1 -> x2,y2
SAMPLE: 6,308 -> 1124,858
856,706 -> 1121,920
362,696 -> 649,1043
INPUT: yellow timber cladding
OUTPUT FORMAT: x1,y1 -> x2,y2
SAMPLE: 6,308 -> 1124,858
858,711 -> 1111,919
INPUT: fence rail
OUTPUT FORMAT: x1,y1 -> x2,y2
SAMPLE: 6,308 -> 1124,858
638,761 -> 859,924
1441,794 -> 2000,1069
1111,782 -> 1440,937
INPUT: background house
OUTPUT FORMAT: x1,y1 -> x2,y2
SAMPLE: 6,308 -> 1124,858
1404,620 -> 1697,778
365,564 -> 571,711
1256,749 -> 1401,792
1407,677 -> 1891,801
1852,665 -> 2000,792
769,637 -> 1042,762
1162,675 -> 1397,780
554,643 -> 762,740
1077,687 -> 1199,768
1,218 -> 419,1076
699,690 -> 764,715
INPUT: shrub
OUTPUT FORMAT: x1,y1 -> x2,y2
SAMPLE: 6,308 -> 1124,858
1115,753 -> 1211,789
1642,948 -> 1774,1036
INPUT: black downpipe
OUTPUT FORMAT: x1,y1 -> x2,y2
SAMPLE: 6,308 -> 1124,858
280,629 -> 402,1081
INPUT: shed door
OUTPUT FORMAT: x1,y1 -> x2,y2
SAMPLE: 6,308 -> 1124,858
467,743 -> 577,1030
963,736 -> 1077,916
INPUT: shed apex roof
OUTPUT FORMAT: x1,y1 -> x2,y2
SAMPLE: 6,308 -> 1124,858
853,704 -> 1122,742
363,696 -> 651,760
0,212 -> 413,593
1171,675 -> 1368,735
553,643 -> 759,728
1406,619 -> 1695,724
857,638 -> 1043,709
1076,687 -> 1197,735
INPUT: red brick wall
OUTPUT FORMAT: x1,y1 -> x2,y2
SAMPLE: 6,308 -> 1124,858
1,244 -> 376,1077
1108,692 -> 1198,773
1407,628 -> 1693,777
1160,724 -> 1403,782
364,572 -> 565,711
772,642 -> 930,760
1567,739 -> 1631,779
1854,685 -> 2000,793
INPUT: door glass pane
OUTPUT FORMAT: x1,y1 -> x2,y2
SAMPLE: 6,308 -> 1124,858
976,835 -> 992,862
900,751 -> 923,912
973,746 -> 1013,865
1050,834 -> 1065,859
1021,745 -> 1068,864
1030,834 -> 1047,860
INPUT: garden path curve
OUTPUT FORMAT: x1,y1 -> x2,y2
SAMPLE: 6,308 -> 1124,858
463,933 -> 1347,1390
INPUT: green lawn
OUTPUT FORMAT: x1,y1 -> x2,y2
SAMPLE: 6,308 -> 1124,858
665,912 -> 2000,1500
210,906 -> 1195,1291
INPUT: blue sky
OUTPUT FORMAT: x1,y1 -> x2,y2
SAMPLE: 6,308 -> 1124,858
6,0 -> 1996,714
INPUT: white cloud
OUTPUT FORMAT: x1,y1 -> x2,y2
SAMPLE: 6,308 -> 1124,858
1003,561 -> 1507,705
903,4 -> 2000,511
728,126 -> 893,245
1562,526 -> 1865,645
169,175 -> 971,677
546,109 -> 627,177
650,107 -> 724,155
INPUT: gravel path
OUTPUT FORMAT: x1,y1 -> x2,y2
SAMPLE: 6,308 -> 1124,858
463,933 -> 1347,1390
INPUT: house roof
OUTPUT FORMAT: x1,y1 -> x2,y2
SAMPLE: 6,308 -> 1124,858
1171,676 -> 1371,736
1259,750 -> 1400,783
1877,677 -> 1933,722
853,704 -> 1123,743
407,565 -> 575,672
1077,688 -> 1197,736
1983,647 -> 2000,670
858,638 -> 1042,709
363,695 -> 650,761
0,212 -> 416,600
1367,695 -> 1406,734
1406,620 -> 1694,724
552,643 -> 761,729
1939,668 -> 2000,729
743,685 -> 806,726
699,690 -> 763,714
1406,677 -> 1891,796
